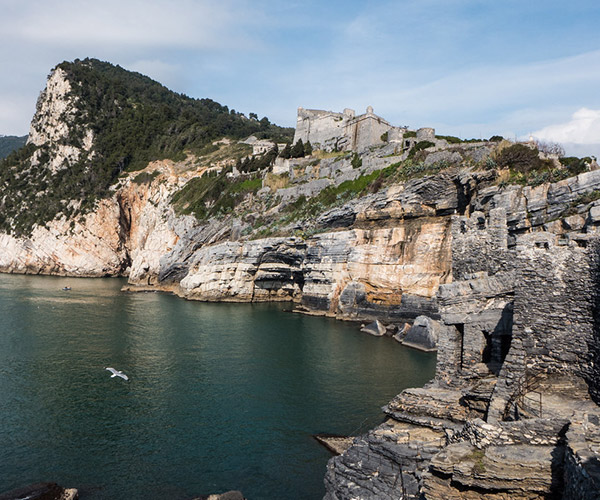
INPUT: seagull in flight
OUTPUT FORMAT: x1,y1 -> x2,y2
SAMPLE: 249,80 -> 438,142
105,367 -> 129,381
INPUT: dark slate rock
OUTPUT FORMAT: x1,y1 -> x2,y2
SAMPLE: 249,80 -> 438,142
401,315 -> 439,351
0,483 -> 65,500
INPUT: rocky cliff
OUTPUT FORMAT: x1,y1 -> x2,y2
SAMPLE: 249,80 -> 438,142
323,184 -> 600,499
2,59 -> 600,500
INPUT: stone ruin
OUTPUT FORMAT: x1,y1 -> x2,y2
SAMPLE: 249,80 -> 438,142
324,204 -> 600,499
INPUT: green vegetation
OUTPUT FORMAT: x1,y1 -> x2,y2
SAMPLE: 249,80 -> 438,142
407,140 -> 435,159
0,135 -> 27,159
236,147 -> 277,173
280,170 -> 385,222
494,144 -> 592,187
468,449 -> 486,475
380,131 -> 388,142
303,140 -> 313,156
559,156 -> 591,176
280,139 -> 313,159
0,58 -> 293,235
172,171 -> 262,219
435,134 -> 462,144
495,144 -> 543,173
351,152 -> 362,169
404,131 -> 417,138
59,58 -> 292,170
290,139 -> 305,158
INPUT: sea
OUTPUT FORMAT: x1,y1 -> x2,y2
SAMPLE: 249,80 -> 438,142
0,274 -> 436,499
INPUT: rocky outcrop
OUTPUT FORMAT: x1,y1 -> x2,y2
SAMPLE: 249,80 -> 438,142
324,205 -> 600,500
27,67 -> 94,173
399,315 -> 440,351
0,483 -> 77,500
0,162 -> 179,277
177,237 -> 305,302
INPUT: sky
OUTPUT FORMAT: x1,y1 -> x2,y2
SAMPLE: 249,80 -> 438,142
1,0 -> 600,157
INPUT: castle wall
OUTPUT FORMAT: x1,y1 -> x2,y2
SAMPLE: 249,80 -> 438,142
293,107 -> 352,151
293,106 -> 396,152
345,112 -> 394,151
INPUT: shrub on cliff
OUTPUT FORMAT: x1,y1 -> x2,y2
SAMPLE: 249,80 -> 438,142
560,156 -> 590,175
495,144 -> 543,173
407,140 -> 435,160
172,170 -> 262,219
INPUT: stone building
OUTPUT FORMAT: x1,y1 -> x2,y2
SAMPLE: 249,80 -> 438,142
293,106 -> 408,152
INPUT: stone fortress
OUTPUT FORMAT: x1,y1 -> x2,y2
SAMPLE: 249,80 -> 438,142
292,105 -> 439,153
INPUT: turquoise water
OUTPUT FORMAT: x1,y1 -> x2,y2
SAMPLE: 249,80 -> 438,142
0,274 -> 436,499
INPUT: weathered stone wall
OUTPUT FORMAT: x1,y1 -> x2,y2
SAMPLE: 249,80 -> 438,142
563,418 -> 600,500
450,208 -> 510,280
436,210 -> 515,385
488,235 -> 600,420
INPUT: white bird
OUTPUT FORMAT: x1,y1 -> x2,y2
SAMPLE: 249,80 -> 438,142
105,367 -> 129,381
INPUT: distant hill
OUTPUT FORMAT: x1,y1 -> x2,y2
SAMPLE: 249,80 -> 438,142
0,58 -> 294,235
0,135 -> 27,159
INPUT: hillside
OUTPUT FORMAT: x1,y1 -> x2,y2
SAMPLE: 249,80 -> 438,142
0,135 -> 27,159
1,60 -> 600,499
0,58 -> 293,235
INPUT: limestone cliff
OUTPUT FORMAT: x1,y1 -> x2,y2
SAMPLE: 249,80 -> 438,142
3,58 -> 600,500
323,195 -> 600,499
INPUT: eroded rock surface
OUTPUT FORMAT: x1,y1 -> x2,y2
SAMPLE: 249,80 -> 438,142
324,206 -> 600,499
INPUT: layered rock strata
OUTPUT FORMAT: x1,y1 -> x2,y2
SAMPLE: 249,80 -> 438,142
324,207 -> 600,499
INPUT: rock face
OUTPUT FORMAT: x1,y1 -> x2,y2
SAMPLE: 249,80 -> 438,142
323,203 -> 600,499
126,169 -> 467,321
0,162 -> 179,277
27,67 -> 94,173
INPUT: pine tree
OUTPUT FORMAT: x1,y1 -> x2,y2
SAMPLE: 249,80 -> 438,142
291,139 -> 304,158
304,140 -> 313,156
280,143 -> 292,159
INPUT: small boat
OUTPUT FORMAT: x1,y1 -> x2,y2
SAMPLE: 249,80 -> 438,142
62,286 -> 71,291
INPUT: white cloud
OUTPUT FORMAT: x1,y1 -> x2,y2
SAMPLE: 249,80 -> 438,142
0,0 -> 259,51
532,108 -> 600,145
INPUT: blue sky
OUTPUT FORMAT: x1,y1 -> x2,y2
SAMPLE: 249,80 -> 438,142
2,0 -> 600,156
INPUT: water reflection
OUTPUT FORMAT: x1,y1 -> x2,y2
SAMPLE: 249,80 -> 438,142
0,274 -> 436,500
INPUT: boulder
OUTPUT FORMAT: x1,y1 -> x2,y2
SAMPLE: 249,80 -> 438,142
360,320 -> 386,336
0,483 -> 77,500
193,491 -> 245,500
401,315 -> 439,351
